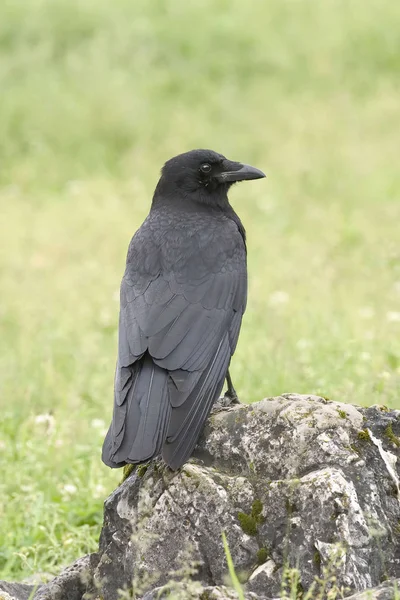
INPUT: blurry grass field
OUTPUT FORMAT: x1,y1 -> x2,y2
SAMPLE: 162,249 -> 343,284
0,0 -> 399,582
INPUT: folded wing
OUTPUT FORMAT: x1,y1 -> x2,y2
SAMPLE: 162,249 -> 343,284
102,216 -> 247,469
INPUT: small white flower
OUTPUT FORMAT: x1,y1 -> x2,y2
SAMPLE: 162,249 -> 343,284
34,414 -> 55,433
63,537 -> 74,546
378,371 -> 391,380
269,290 -> 289,306
20,485 -> 33,493
0,440 -> 6,451
296,339 -> 310,350
91,419 -> 106,430
35,414 -> 53,424
61,484 -> 77,495
94,484 -> 106,498
358,307 -> 375,319
387,311 -> 400,323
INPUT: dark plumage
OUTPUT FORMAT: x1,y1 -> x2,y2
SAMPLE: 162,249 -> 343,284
102,149 -> 265,470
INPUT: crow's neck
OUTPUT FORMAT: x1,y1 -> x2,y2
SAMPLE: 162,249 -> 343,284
152,179 -> 230,208
151,183 -> 246,247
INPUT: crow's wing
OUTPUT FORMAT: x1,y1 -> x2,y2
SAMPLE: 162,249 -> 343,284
102,211 -> 247,469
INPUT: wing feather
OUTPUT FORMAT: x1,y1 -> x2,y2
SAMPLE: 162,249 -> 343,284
162,334 -> 231,469
103,210 -> 247,469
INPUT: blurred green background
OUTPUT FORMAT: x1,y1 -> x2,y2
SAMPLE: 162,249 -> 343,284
0,0 -> 399,581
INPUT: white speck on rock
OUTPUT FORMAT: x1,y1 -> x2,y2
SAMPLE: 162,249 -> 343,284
249,559 -> 276,581
367,428 -> 400,502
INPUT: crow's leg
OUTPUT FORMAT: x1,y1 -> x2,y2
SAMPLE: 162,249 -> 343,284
211,369 -> 241,413
224,369 -> 240,405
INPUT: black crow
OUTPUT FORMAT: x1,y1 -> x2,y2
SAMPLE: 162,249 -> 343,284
102,149 -> 265,470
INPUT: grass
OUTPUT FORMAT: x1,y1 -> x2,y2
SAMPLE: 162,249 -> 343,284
0,0 -> 399,582
222,532 -> 245,600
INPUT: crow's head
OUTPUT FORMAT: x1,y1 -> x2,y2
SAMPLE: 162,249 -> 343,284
156,149 -> 265,202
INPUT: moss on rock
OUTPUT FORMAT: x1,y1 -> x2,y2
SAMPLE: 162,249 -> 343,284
120,463 -> 135,484
384,423 -> 400,447
137,463 -> 148,478
256,547 -> 269,564
313,550 -> 321,565
237,511 -> 258,536
237,498 -> 265,536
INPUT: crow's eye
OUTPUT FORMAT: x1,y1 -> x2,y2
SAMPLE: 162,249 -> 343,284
200,163 -> 211,173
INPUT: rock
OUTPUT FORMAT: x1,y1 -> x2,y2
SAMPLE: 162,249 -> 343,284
2,394 -> 400,600
90,394 -> 400,599
34,555 -> 93,600
140,583 -> 266,599
0,581 -> 39,600
0,556 -> 94,600
345,579 -> 400,599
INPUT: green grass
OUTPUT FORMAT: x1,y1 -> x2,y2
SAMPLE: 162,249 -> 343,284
222,532 -> 245,600
0,0 -> 399,582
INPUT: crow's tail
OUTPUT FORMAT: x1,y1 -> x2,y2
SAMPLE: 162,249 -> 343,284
162,333 -> 231,470
102,353 -> 171,468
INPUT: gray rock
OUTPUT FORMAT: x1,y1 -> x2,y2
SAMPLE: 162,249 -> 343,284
2,394 -> 400,600
140,583 -> 266,599
0,555 -> 94,600
34,555 -> 93,600
345,579 -> 400,599
91,394 -> 400,599
0,581 -> 40,600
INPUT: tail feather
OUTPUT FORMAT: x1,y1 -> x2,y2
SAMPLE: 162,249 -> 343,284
102,353 -> 171,467
102,335 -> 232,471
162,334 -> 231,470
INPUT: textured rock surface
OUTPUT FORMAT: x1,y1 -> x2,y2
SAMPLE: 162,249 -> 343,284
2,394 -> 400,600
34,555 -> 93,600
140,583 -> 265,599
0,555 -> 93,600
90,394 -> 400,599
0,581 -> 40,600
345,579 -> 400,600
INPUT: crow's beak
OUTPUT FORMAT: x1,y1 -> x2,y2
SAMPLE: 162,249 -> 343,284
216,163 -> 266,183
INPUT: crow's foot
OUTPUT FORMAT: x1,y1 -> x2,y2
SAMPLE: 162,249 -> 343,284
212,391 -> 241,414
